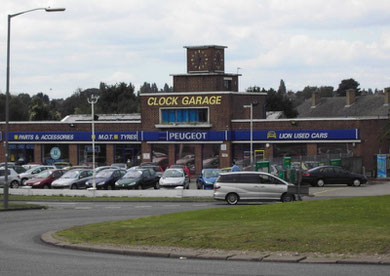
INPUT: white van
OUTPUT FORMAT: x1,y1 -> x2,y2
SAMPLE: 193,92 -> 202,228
213,171 -> 297,205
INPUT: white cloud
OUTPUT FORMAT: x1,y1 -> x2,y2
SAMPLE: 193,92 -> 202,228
1,0 -> 390,99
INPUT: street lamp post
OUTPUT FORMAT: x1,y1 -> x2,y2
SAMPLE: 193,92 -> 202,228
3,7 -> 65,209
87,95 -> 99,190
243,102 -> 258,170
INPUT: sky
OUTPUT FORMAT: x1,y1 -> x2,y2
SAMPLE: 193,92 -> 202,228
1,0 -> 390,99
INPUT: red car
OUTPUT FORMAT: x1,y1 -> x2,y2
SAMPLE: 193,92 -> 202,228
24,169 -> 66,189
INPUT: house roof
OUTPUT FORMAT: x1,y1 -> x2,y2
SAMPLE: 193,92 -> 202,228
296,95 -> 389,118
61,114 -> 141,123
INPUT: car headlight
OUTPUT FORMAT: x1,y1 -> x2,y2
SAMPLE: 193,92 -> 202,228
33,181 -> 41,186
205,180 -> 212,185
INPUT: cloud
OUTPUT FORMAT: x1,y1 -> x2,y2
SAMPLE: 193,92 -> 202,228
1,0 -> 390,99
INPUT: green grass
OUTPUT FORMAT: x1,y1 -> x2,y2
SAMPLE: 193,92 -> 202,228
0,202 -> 47,211
0,195 -> 213,202
56,195 -> 390,255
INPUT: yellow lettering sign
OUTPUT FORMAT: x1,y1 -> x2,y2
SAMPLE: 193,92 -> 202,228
146,96 -> 223,106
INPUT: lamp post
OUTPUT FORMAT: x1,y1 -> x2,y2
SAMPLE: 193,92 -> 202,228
243,102 -> 258,169
3,7 -> 65,209
87,95 -> 99,190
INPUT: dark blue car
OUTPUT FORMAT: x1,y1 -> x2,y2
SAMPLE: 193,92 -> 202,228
85,168 -> 127,190
196,168 -> 221,189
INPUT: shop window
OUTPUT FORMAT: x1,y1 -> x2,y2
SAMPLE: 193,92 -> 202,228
317,143 -> 353,156
78,145 -> 106,166
8,144 -> 34,164
175,144 -> 196,176
42,144 -> 69,165
114,145 -> 141,167
202,144 -> 219,169
273,144 -> 307,158
151,144 -> 169,171
161,108 -> 208,125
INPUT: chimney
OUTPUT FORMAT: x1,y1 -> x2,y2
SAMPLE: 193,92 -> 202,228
346,89 -> 356,106
311,91 -> 320,108
384,87 -> 390,106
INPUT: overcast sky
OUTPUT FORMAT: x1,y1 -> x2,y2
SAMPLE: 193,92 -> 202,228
1,0 -> 390,99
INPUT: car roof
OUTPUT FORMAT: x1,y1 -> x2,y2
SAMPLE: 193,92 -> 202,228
220,171 -> 274,177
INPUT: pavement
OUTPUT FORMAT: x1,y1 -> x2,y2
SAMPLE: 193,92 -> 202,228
41,231 -> 390,265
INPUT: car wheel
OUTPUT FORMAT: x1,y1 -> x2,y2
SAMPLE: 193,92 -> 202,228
10,181 -> 19,189
138,185 -> 142,190
21,178 -> 27,185
70,184 -> 77,190
352,179 -> 361,187
43,184 -> 50,189
107,185 -> 112,190
281,193 -> 295,202
196,181 -> 202,189
154,182 -> 160,189
226,193 -> 239,205
316,179 -> 325,187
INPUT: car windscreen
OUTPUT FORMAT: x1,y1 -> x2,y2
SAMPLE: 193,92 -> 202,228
36,170 -> 52,178
96,170 -> 113,178
204,169 -> 221,178
123,170 -> 142,179
62,170 -> 80,179
163,170 -> 183,178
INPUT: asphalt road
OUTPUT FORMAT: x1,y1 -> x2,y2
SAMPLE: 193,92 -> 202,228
1,200 -> 389,276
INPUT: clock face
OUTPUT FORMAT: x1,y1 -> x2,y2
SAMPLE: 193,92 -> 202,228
214,50 -> 224,70
190,50 -> 208,70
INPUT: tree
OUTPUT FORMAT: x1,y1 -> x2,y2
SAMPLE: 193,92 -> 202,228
161,83 -> 172,92
98,82 -> 139,114
277,79 -> 286,94
265,89 -> 298,118
336,78 -> 360,96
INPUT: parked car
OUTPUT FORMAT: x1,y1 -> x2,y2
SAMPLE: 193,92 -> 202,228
111,163 -> 127,169
0,162 -> 26,174
53,161 -> 72,169
197,168 -> 221,189
19,165 -> 55,185
24,169 -> 66,189
159,168 -> 190,189
0,168 -> 21,188
301,165 -> 367,187
140,164 -> 164,178
95,166 -> 119,173
85,168 -> 127,190
213,171 -> 297,205
115,168 -> 159,190
170,164 -> 191,178
51,169 -> 93,189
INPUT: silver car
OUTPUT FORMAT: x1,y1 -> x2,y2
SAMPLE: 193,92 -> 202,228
213,171 -> 296,205
19,165 -> 55,185
51,169 -> 93,189
0,168 -> 21,189
159,168 -> 189,189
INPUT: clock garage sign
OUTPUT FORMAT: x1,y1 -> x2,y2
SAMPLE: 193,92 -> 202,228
147,95 -> 222,106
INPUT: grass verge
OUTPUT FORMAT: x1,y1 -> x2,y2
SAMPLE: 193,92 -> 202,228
0,195 -> 213,202
56,195 -> 390,255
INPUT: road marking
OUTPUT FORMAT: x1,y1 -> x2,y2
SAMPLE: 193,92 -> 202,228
28,202 -> 76,205
105,206 -> 121,209
75,207 -> 91,210
313,187 -> 348,195
135,205 -> 152,208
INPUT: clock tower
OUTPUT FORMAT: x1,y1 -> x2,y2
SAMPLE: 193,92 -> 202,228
171,45 -> 240,92
186,45 -> 226,73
